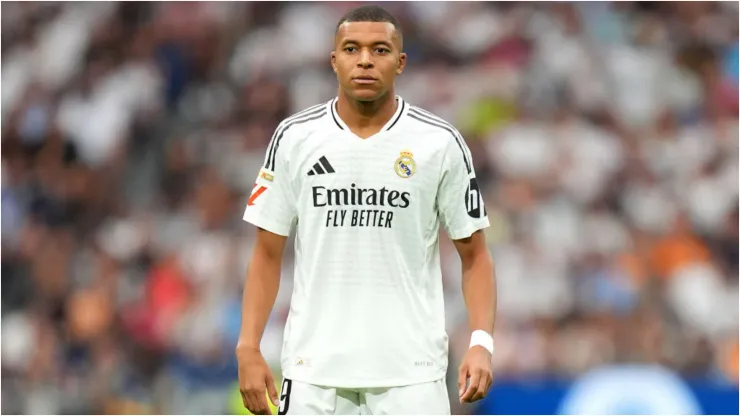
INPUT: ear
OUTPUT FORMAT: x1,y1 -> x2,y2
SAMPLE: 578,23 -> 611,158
331,51 -> 337,73
396,52 -> 407,75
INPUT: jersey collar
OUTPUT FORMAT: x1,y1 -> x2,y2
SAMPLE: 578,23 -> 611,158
329,95 -> 406,132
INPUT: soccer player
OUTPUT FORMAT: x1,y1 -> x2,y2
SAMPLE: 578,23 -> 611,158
236,5 -> 497,415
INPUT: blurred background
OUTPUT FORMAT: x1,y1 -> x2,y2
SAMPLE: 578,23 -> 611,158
1,1 -> 738,415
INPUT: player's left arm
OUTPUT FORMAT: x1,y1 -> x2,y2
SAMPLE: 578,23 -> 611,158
437,135 -> 497,404
454,231 -> 496,338
453,231 -> 496,403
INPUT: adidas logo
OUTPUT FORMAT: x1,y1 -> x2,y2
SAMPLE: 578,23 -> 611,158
307,156 -> 335,176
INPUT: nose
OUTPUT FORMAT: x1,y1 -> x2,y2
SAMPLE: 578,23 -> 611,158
357,49 -> 373,69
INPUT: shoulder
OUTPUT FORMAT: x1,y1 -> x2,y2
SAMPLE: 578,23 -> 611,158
263,100 -> 331,170
403,103 -> 472,172
404,104 -> 463,139
275,100 -> 332,136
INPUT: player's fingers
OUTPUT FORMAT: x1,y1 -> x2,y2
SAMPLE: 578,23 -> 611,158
244,391 -> 260,413
473,370 -> 492,401
460,368 -> 481,403
484,370 -> 494,394
265,373 -> 279,406
457,363 -> 469,396
482,374 -> 492,398
248,390 -> 269,415
243,391 -> 255,413
239,390 -> 250,410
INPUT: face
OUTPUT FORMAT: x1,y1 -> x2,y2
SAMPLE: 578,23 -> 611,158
331,21 -> 406,102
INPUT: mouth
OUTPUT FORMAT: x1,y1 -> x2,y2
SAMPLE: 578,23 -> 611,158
352,76 -> 378,85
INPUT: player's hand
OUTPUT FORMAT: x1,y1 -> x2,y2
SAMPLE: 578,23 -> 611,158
458,345 -> 493,404
236,344 -> 279,415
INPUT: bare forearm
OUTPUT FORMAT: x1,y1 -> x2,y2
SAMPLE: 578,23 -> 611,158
461,251 -> 496,334
238,253 -> 282,350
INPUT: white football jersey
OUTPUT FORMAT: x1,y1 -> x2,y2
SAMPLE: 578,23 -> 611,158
243,96 -> 490,388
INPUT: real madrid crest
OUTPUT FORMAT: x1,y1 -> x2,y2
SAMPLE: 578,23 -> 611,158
394,150 -> 416,178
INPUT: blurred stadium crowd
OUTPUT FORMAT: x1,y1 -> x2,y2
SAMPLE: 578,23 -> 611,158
1,1 -> 738,414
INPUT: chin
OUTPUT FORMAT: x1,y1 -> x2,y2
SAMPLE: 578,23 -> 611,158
348,88 -> 386,102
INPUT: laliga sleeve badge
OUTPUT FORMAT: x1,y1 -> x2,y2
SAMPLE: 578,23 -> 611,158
394,150 -> 416,178
259,170 -> 274,182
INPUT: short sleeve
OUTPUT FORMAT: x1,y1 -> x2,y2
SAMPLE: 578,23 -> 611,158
437,136 -> 490,240
243,127 -> 297,237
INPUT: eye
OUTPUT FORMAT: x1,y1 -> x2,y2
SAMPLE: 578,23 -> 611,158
375,48 -> 390,54
344,46 -> 357,53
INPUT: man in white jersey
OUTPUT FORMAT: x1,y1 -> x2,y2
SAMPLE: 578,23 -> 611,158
236,5 -> 497,415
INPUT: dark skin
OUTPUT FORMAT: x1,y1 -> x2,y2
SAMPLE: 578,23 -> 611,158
237,21 -> 496,415
331,21 -> 406,138
454,230 -> 496,404
237,228 -> 284,415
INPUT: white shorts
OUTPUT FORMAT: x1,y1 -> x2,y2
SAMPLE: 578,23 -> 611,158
277,378 -> 451,415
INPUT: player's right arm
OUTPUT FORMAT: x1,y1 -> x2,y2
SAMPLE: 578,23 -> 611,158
237,228 -> 285,415
237,124 -> 297,415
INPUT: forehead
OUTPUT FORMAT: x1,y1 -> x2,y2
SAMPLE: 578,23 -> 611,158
336,21 -> 398,44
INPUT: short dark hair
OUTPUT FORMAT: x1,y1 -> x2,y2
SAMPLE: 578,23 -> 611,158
335,5 -> 402,36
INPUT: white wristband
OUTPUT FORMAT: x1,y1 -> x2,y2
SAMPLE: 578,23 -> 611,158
469,330 -> 494,355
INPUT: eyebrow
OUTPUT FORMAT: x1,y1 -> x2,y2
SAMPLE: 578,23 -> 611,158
341,39 -> 394,48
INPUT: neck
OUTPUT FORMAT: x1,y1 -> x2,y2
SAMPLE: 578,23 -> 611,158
336,89 -> 397,129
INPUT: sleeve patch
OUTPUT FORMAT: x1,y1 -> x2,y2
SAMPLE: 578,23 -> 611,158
465,177 -> 486,219
260,170 -> 274,182
248,184 -> 268,206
